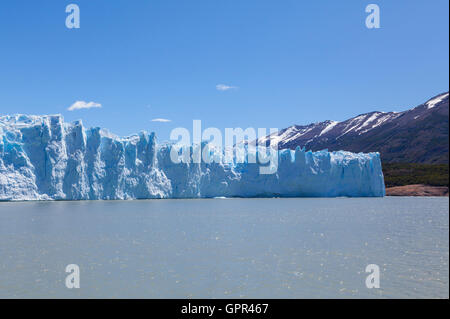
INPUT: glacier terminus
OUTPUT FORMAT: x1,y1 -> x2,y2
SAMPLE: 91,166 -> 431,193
0,115 -> 385,201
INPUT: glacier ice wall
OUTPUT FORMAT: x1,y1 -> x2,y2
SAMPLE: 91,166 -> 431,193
0,115 -> 385,201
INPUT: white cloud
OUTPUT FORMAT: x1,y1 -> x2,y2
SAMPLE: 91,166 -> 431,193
216,84 -> 238,91
68,101 -> 102,111
151,118 -> 171,123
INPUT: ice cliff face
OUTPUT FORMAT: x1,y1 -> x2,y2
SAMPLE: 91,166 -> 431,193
0,115 -> 385,201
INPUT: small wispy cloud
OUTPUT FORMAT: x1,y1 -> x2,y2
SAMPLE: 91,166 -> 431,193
151,118 -> 171,123
68,101 -> 102,111
216,84 -> 238,91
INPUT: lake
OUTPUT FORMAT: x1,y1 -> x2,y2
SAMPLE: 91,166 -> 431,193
0,197 -> 448,298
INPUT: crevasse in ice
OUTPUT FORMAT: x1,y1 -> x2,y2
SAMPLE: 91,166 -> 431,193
0,115 -> 385,201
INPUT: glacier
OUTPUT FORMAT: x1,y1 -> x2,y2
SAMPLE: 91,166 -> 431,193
0,115 -> 385,201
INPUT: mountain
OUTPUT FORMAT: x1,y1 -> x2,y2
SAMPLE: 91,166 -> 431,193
254,92 -> 449,164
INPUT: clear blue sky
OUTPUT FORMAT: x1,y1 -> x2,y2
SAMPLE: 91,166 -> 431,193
0,0 -> 448,141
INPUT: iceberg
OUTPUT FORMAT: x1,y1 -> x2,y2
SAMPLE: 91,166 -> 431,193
0,115 -> 385,201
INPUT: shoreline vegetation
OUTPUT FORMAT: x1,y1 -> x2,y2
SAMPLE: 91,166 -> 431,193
386,184 -> 449,197
383,163 -> 449,197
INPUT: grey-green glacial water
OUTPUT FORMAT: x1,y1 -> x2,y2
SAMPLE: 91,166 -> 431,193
0,197 -> 448,298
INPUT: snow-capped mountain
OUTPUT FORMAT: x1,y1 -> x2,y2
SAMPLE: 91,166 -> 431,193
254,92 -> 449,164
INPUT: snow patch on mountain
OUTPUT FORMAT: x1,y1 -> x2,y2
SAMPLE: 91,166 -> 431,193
426,93 -> 449,109
319,121 -> 338,136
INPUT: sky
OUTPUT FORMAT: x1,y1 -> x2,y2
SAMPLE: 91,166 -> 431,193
0,0 -> 448,141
